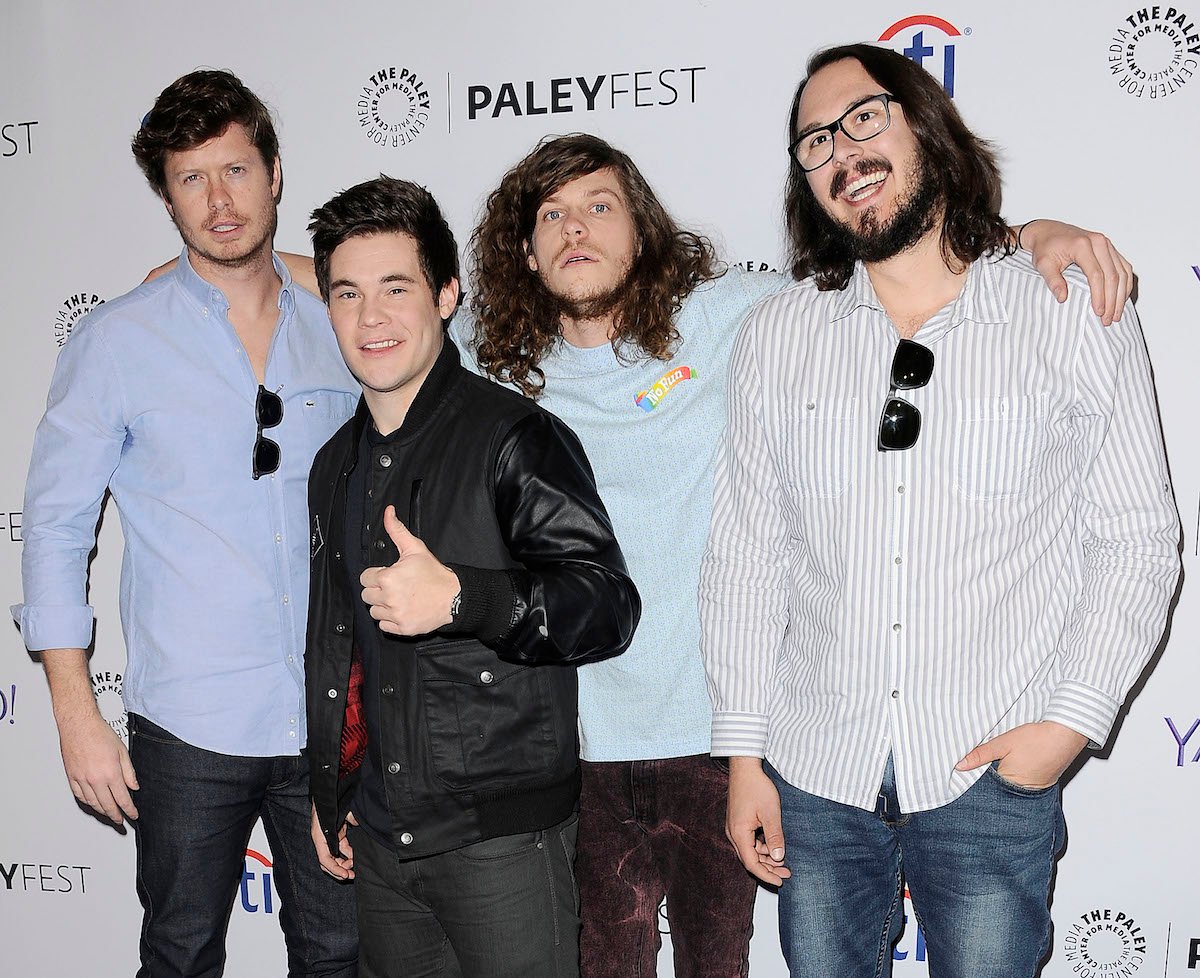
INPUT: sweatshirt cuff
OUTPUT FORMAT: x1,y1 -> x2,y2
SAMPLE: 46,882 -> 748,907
442,565 -> 519,644
12,603 -> 95,652
1042,680 -> 1120,749
711,712 -> 770,758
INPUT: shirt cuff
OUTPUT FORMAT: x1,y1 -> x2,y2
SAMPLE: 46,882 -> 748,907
710,711 -> 770,758
12,603 -> 95,652
441,565 -> 518,645
1042,679 -> 1120,749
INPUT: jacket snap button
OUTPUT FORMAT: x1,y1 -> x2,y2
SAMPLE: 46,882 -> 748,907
479,670 -> 494,684
379,455 -> 392,468
387,761 -> 401,774
382,684 -> 395,696
400,832 -> 414,845
327,688 -> 338,699
334,623 -> 346,633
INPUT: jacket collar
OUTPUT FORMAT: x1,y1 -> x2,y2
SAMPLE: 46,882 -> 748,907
341,332 -> 462,474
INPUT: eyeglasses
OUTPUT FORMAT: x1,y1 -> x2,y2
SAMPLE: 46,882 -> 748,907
253,386 -> 284,479
878,340 -> 934,452
789,93 -> 898,173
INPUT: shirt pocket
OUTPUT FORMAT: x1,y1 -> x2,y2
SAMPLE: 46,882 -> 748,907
779,396 -> 857,498
952,394 -> 1048,500
299,389 -> 358,422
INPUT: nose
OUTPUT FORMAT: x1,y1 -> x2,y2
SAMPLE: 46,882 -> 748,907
359,293 -> 388,329
560,208 -> 588,239
207,175 -> 232,211
829,128 -> 863,168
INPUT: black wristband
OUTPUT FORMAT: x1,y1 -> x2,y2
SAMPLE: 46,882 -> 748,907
1017,219 -> 1041,251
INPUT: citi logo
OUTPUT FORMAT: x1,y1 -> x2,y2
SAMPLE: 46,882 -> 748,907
879,15 -> 967,97
238,848 -> 276,914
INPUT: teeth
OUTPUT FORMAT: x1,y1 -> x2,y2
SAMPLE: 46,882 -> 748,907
363,339 -> 400,350
844,172 -> 886,200
213,225 -> 237,232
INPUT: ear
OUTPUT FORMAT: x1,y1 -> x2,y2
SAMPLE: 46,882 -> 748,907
269,155 -> 282,202
437,278 -> 461,320
524,238 -> 538,273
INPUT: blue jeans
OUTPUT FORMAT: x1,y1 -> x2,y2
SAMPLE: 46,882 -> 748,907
128,714 -> 358,978
350,815 -> 580,978
769,757 -> 1064,978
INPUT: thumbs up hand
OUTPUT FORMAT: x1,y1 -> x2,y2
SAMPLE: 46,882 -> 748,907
359,506 -> 461,636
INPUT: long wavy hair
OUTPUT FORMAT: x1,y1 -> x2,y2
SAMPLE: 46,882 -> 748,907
469,134 -> 720,396
784,44 -> 1012,291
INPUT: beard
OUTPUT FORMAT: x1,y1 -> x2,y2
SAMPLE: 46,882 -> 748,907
174,206 -> 279,270
818,150 -> 942,263
540,253 -> 636,325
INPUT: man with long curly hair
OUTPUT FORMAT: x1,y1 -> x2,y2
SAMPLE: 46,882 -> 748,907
459,131 -> 1136,978
700,44 -> 1179,977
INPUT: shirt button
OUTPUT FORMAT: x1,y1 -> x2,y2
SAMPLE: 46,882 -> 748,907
289,717 -> 296,725
375,540 -> 387,551
275,534 -> 283,543
480,671 -> 494,684
335,623 -> 346,633
382,685 -> 395,696
892,623 -> 902,632
379,455 -> 392,468
806,401 -> 815,411
894,556 -> 903,565
387,761 -> 401,775
400,832 -> 414,846
327,688 -> 338,699
891,690 -> 900,699
289,730 -> 296,738
282,595 -> 290,605
287,654 -> 295,663
896,485 -> 905,494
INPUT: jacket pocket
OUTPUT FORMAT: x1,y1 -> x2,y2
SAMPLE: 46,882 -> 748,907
418,639 -> 558,790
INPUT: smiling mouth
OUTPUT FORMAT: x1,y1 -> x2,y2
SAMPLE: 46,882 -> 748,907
560,252 -> 597,267
362,339 -> 401,351
842,171 -> 888,202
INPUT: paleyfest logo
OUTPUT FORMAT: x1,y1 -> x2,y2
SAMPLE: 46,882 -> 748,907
90,671 -> 126,741
54,292 -> 104,347
879,15 -> 968,96
357,66 -> 430,148
1062,908 -> 1148,975
1108,7 -> 1200,99
0,683 -> 16,727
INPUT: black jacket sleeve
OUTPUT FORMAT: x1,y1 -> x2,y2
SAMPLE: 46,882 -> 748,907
445,411 -> 640,666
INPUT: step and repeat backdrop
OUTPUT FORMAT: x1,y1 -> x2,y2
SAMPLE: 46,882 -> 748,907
3,1 -> 1199,975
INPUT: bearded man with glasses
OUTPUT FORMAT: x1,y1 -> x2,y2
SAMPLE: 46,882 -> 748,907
12,70 -> 360,977
700,43 -> 1180,978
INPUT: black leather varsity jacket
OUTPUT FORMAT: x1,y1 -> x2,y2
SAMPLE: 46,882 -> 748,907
306,339 -> 640,860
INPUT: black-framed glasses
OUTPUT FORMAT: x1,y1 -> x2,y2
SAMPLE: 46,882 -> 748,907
789,93 -> 898,173
253,385 -> 284,480
878,340 -> 934,453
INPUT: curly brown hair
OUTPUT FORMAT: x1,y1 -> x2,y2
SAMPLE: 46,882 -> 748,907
469,134 -> 720,396
785,44 -> 1012,291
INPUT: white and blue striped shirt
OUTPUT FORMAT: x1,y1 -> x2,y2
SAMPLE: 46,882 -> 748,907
700,252 -> 1181,814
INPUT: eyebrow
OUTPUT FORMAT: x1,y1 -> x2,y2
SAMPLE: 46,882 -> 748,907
328,272 -> 420,291
796,93 -> 881,141
539,186 -> 624,208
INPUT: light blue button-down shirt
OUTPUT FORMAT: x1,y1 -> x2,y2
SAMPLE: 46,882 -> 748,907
13,250 -> 358,756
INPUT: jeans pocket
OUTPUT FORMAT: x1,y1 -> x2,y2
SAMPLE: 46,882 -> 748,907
454,830 -> 543,863
986,761 -> 1057,797
128,713 -> 184,746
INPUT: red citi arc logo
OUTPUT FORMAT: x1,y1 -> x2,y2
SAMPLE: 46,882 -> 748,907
239,848 -> 276,914
879,15 -> 966,96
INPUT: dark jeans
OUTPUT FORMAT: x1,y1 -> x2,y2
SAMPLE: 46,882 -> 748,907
351,814 -> 579,978
577,755 -> 757,978
128,713 -> 358,978
769,756 -> 1065,978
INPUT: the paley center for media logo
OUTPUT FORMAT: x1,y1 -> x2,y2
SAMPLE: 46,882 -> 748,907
1108,7 -> 1199,99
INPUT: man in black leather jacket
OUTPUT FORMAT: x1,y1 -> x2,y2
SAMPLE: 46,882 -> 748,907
303,175 -> 640,978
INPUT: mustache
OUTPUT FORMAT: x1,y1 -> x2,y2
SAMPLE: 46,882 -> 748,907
829,158 -> 893,201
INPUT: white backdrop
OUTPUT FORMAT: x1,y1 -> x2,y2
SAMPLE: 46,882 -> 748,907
3,1 -> 1199,975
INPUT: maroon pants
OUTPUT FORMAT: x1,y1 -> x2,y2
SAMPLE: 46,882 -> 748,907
577,754 -> 758,978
